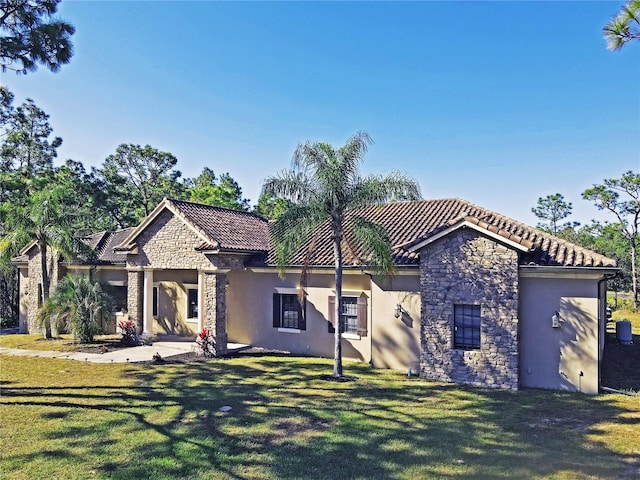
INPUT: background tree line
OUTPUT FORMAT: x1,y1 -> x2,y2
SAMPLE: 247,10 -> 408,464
532,174 -> 640,308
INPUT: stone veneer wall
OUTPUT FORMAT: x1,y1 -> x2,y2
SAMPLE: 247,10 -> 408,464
203,272 -> 228,356
128,210 -> 217,270
419,229 -> 519,390
25,247 -> 62,333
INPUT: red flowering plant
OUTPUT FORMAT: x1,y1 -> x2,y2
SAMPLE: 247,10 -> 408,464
196,327 -> 216,357
118,318 -> 139,346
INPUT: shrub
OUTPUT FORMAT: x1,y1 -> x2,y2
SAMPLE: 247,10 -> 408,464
607,296 -> 638,313
196,327 -> 216,357
118,318 -> 139,346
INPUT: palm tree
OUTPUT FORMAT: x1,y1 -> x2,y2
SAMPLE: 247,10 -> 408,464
604,0 -> 640,50
39,274 -> 115,343
0,186 -> 88,337
262,132 -> 421,377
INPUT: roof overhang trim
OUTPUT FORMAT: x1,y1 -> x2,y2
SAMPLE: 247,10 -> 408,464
519,265 -> 619,279
18,240 -> 38,256
246,265 -> 419,275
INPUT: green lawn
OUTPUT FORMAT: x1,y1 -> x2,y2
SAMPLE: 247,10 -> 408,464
1,353 -> 639,479
611,309 -> 640,334
0,333 -> 124,352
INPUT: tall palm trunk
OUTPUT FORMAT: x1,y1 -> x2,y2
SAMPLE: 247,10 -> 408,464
332,220 -> 343,377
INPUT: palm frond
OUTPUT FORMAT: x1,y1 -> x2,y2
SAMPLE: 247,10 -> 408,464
338,131 -> 372,167
262,169 -> 316,203
351,216 -> 395,277
348,171 -> 422,209
271,201 -> 329,276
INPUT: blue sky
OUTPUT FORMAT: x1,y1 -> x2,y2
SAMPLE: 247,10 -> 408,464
3,0 -> 639,227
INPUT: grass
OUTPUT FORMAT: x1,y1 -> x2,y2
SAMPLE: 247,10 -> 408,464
611,309 -> 640,334
0,334 -> 126,353
604,307 -> 640,393
1,353 -> 639,479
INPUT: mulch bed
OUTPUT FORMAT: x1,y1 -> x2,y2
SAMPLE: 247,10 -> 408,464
141,346 -> 290,365
70,338 -> 139,354
601,332 -> 640,392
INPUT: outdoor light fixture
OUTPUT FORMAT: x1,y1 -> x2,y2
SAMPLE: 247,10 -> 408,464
395,303 -> 403,318
551,311 -> 561,328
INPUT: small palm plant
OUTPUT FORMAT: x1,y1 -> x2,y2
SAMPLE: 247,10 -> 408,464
39,274 -> 115,343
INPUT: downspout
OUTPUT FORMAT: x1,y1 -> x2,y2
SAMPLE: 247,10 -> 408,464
598,272 -> 618,392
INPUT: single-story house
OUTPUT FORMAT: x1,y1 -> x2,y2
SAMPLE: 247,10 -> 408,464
14,197 -> 617,394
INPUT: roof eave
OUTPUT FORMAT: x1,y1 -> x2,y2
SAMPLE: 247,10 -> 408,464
519,265 -> 619,278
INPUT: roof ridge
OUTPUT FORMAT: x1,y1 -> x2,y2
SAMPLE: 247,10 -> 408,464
167,198 -> 267,221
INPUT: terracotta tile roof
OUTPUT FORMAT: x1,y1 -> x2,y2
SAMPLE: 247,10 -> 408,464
263,198 -> 616,269
13,198 -> 616,270
169,199 -> 270,252
90,228 -> 135,264
11,229 -> 134,266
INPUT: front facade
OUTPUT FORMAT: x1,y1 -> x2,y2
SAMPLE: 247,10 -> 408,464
14,197 -> 617,394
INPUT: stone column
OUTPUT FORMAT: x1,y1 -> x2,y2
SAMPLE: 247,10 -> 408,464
142,269 -> 154,336
127,269 -> 144,333
202,271 -> 228,356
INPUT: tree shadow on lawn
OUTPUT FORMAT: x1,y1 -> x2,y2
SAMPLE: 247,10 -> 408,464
2,357 -> 639,479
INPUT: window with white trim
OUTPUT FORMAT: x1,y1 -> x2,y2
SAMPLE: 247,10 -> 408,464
453,304 -> 481,349
273,293 -> 306,330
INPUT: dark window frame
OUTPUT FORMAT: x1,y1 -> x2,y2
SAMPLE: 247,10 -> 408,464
109,285 -> 127,313
272,293 -> 306,330
152,286 -> 158,317
453,304 -> 481,350
328,295 -> 368,337
187,288 -> 198,319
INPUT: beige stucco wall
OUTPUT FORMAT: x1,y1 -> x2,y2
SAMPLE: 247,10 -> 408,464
370,275 -> 421,372
136,269 -> 199,336
227,268 -> 421,370
155,280 -> 199,336
519,274 -> 601,394
227,270 -> 368,360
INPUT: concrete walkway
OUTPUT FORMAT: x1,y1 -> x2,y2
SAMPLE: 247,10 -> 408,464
0,341 -> 250,364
